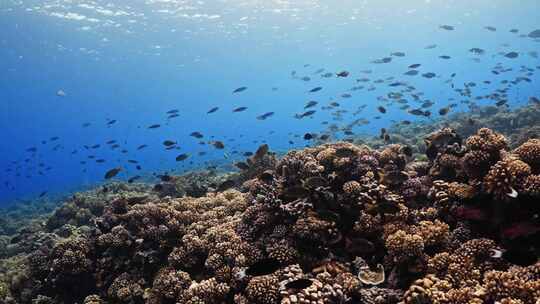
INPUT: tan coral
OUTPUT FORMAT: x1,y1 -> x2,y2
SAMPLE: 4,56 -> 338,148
514,138 -> 540,169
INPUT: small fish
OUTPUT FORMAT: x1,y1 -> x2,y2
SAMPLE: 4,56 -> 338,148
256,112 -> 274,120
439,55 -> 451,59
303,133 -> 313,140
163,140 -> 176,147
391,51 -> 405,57
528,29 -> 540,38
408,64 -> 421,69
309,87 -> 322,93
128,176 -> 141,183
233,86 -> 247,93
304,100 -> 318,109
336,71 -> 350,77
422,72 -> 436,78
245,258 -> 281,276
504,52 -> 519,59
217,179 -> 235,192
284,279 -> 313,290
107,120 -> 117,126
404,70 -> 419,76
212,141 -> 225,149
190,131 -> 204,138
38,191 -> 48,198
207,107 -> 219,114
176,154 -> 189,161
484,26 -> 496,31
137,144 -> 148,150
233,107 -> 248,112
104,168 -> 122,179
377,106 -> 386,114
148,124 -> 161,129
166,109 -> 179,114
438,107 -> 450,116
439,25 -> 455,31
235,162 -> 250,170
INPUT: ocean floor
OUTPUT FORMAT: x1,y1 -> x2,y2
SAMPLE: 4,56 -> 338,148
1,104 -> 540,304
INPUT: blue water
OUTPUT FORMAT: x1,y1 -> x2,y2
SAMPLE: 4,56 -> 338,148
1,0 -> 539,203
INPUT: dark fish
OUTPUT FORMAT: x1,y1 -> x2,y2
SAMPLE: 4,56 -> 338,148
137,144 -> 148,150
304,100 -> 318,109
163,140 -> 176,147
82,122 -> 91,127
504,52 -> 519,59
484,26 -> 496,31
128,176 -> 141,183
439,25 -> 454,30
207,107 -> 219,114
377,106 -> 386,114
510,29 -> 519,33
217,179 -> 235,192
284,279 -> 313,290
190,132 -> 204,138
106,140 -> 116,145
469,48 -> 485,55
148,124 -> 161,129
233,107 -> 248,112
168,113 -> 179,119
303,133 -> 313,140
256,112 -> 274,120
176,154 -> 189,161
309,87 -> 322,93
95,159 -> 105,163
235,162 -> 250,170
422,72 -> 436,78
166,109 -> 179,114
321,72 -> 333,78
104,168 -> 122,179
341,93 -> 352,98
409,109 -> 425,116
438,107 -> 450,115
424,44 -> 437,49
39,191 -> 47,198
91,144 -> 101,149
336,71 -> 349,77
408,64 -> 421,69
439,55 -> 451,59
391,51 -> 405,57
233,86 -> 247,93
243,152 -> 253,157
404,70 -> 419,76
107,120 -> 117,125
301,76 -> 311,81
496,100 -> 508,106
528,29 -> 540,38
212,141 -> 225,149
127,160 -> 138,164
295,110 -> 316,119
245,258 -> 281,276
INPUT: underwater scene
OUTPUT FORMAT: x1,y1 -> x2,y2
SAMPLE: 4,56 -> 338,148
1,0 -> 540,303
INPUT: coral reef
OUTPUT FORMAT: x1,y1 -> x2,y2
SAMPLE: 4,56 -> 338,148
1,127 -> 539,304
